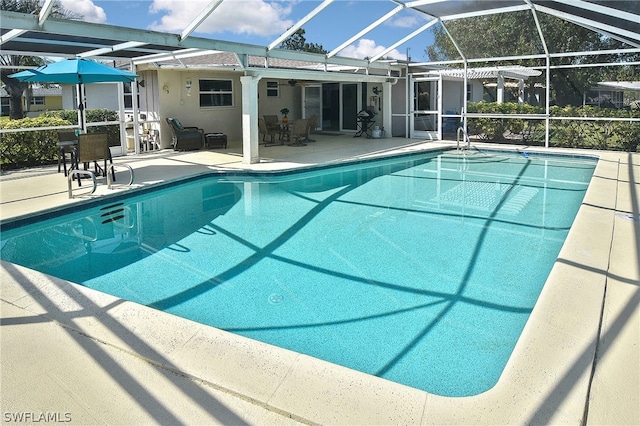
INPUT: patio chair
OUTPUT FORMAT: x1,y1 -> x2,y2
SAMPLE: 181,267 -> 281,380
75,133 -> 114,186
306,114 -> 319,142
166,117 -> 204,151
56,130 -> 77,176
258,118 -> 280,146
263,115 -> 280,132
288,118 -> 309,146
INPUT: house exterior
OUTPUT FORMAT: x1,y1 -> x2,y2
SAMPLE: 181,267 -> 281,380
0,84 -> 62,117
584,82 -> 640,108
123,52 -> 399,156
21,60 -> 552,155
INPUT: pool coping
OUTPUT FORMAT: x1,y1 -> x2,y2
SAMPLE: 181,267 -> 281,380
1,142 -> 638,424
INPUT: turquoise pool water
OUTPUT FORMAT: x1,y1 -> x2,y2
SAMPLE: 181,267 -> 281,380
0,150 -> 597,396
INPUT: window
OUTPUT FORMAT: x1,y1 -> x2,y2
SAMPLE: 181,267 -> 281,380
30,96 -> 45,105
266,81 -> 279,97
1,97 -> 10,116
199,79 -> 233,107
123,82 -> 139,109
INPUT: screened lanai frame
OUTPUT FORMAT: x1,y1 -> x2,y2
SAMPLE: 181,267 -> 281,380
405,1 -> 640,147
1,0 -> 639,152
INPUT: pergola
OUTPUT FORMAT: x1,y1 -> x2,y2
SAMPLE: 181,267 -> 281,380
1,0 -> 639,155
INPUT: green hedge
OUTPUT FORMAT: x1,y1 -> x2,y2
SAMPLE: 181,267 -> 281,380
42,109 -> 121,147
549,105 -> 640,152
1,109 -> 121,170
467,102 -> 545,144
467,102 -> 640,151
1,116 -> 72,169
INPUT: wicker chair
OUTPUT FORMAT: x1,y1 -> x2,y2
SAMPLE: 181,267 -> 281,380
166,117 -> 204,151
288,118 -> 309,146
306,114 -> 319,142
263,115 -> 281,135
258,117 -> 280,146
75,133 -> 114,185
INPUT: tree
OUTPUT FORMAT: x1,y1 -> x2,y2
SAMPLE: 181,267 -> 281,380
426,11 -> 637,106
0,0 -> 81,119
280,28 -> 327,54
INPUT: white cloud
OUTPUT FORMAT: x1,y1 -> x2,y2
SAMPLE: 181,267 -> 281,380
60,0 -> 106,23
388,15 -> 421,29
340,39 -> 406,61
148,0 -> 293,36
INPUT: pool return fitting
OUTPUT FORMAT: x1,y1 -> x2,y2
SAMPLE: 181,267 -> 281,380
68,164 -> 134,198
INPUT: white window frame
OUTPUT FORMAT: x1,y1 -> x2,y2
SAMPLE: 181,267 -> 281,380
30,96 -> 45,106
266,81 -> 279,97
199,79 -> 234,108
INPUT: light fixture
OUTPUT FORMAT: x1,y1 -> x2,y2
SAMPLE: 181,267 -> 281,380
162,84 -> 169,94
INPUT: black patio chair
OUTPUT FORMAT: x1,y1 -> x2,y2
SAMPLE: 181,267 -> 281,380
166,117 -> 204,151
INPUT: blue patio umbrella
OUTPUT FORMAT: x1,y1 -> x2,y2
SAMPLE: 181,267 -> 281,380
10,58 -> 138,131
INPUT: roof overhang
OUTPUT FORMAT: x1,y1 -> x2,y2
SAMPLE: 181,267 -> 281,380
420,66 -> 543,81
592,81 -> 640,91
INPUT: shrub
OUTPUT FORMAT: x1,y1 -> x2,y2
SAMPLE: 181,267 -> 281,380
1,116 -> 72,169
550,105 -> 640,151
1,109 -> 123,169
42,109 -> 120,146
467,102 -> 545,144
468,102 -> 639,151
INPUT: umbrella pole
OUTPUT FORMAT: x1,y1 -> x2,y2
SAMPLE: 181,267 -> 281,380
76,82 -> 87,133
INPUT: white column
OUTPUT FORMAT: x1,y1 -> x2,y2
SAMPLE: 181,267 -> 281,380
518,79 -> 525,104
497,73 -> 504,104
437,76 -> 443,140
382,81 -> 393,137
240,75 -> 260,164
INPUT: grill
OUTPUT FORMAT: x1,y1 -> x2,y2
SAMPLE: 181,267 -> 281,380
354,108 -> 376,138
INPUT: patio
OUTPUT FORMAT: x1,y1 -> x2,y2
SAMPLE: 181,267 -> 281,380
1,136 -> 639,424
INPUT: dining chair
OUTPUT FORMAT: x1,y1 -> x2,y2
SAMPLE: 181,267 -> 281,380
75,133 -> 114,185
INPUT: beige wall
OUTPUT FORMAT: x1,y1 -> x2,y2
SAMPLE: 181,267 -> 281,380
24,95 -> 62,112
157,70 -> 302,148
158,69 -> 243,148
257,80 -> 301,121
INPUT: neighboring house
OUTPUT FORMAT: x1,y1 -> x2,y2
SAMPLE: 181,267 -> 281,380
406,66 -> 544,137
584,81 -> 640,108
0,84 -> 62,117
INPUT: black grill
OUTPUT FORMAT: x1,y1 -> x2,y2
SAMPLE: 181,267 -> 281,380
354,108 -> 376,138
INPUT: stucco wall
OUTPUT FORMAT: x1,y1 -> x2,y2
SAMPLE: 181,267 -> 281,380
158,70 -> 246,148
258,79 -> 301,121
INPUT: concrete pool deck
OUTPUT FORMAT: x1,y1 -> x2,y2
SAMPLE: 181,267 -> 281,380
1,136 -> 638,425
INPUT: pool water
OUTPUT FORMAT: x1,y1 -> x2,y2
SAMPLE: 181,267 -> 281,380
0,150 -> 597,396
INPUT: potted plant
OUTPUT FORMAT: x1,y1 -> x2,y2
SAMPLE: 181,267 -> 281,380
280,107 -> 290,123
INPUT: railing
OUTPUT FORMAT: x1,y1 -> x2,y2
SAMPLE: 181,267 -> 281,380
68,163 -> 134,198
107,164 -> 134,189
68,170 -> 97,198
457,126 -> 470,152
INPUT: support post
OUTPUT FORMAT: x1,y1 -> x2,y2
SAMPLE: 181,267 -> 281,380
497,73 -> 504,104
240,75 -> 260,164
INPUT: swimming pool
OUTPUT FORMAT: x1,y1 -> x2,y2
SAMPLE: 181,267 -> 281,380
0,149 -> 597,396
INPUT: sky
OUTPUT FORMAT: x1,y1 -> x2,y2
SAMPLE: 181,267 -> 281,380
58,0 -> 438,62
